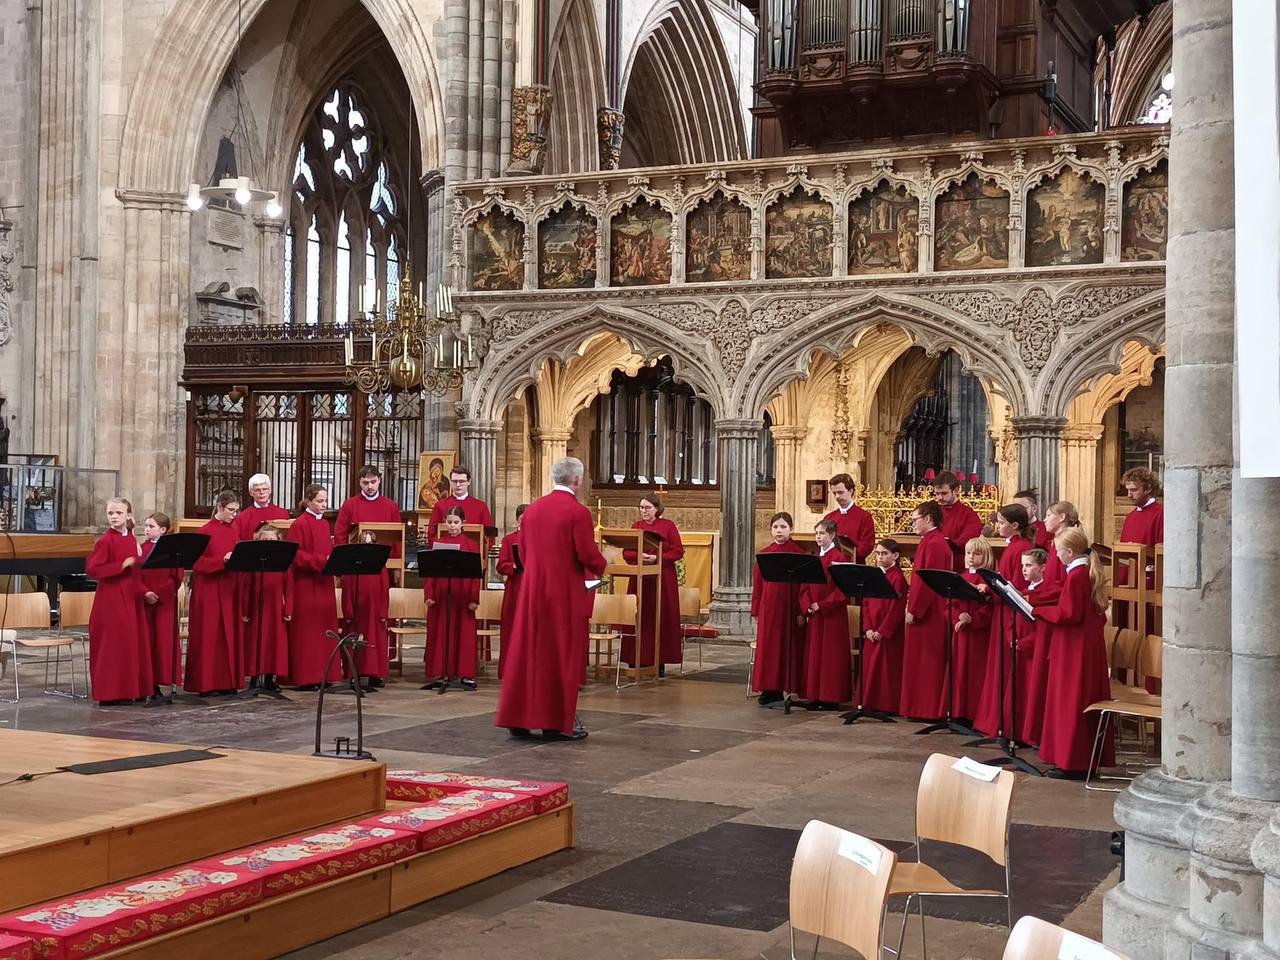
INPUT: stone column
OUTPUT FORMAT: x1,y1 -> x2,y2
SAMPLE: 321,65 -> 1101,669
708,419 -> 758,636
1060,424 -> 1104,537
1010,416 -> 1066,504
255,218 -> 284,325
770,424 -> 807,520
458,417 -> 501,507
1104,0 -> 1236,956
531,427 -> 571,493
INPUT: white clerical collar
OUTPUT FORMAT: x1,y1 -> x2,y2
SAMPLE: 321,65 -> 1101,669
1066,556 -> 1089,573
967,565 -> 977,573
361,492 -> 379,501
553,484 -> 575,495
306,508 -> 324,519
454,493 -> 469,501
1138,498 -> 1155,510
819,543 -> 834,556
1028,579 -> 1042,591
837,502 -> 853,514
116,528 -> 131,537
254,501 -> 271,509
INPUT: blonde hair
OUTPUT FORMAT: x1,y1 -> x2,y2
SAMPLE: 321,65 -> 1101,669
1055,526 -> 1107,612
253,525 -> 280,541
964,536 -> 993,569
1046,500 -> 1080,526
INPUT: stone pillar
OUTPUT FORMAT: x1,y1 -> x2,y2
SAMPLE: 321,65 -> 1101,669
531,427 -> 571,493
1104,0 -> 1236,956
1010,416 -> 1066,504
458,417 -> 501,507
770,424 -> 807,520
255,218 -> 284,325
1060,423 -> 1104,537
708,419 -> 758,636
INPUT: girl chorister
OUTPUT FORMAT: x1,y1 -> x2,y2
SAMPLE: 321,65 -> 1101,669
952,536 -> 994,721
341,529 -> 390,689
798,519 -> 852,710
900,500 -> 954,720
622,493 -> 685,676
86,498 -> 154,704
972,504 -> 1034,738
860,538 -> 907,715
241,523 -> 292,690
495,504 -> 527,679
139,511 -> 181,690
1022,499 -> 1080,744
187,491 -> 244,695
751,512 -> 806,706
424,506 -> 481,691
287,484 -> 342,689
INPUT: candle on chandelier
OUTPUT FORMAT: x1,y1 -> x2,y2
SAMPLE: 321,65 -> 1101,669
467,333 -> 473,363
437,332 -> 444,367
371,331 -> 378,357
453,339 -> 460,368
362,284 -> 374,313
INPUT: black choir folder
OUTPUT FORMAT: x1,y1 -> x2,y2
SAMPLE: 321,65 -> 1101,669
417,546 -> 484,580
913,568 -> 987,604
755,552 -> 827,585
225,539 -> 298,574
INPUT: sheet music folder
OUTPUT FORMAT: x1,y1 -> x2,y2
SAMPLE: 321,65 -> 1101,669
323,542 -> 392,577
416,547 -> 484,580
510,542 -> 523,575
141,532 -> 210,570
913,568 -> 987,604
827,563 -> 900,601
976,568 -> 1036,621
755,552 -> 827,585
225,539 -> 298,574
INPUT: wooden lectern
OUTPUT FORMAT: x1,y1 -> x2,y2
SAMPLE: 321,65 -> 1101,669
353,522 -> 406,586
599,527 -> 663,687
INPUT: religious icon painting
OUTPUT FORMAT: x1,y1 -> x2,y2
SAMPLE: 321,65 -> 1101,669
848,183 -> 920,274
933,175 -> 1011,271
685,193 -> 752,283
416,450 -> 456,514
1121,161 -> 1168,262
538,204 -> 598,288
609,198 -> 673,286
1025,169 -> 1105,267
765,187 -> 834,279
468,208 -> 525,291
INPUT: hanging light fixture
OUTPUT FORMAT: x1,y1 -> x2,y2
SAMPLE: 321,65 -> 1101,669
185,0 -> 282,217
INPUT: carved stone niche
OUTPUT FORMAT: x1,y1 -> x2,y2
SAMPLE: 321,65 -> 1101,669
194,282 -> 263,325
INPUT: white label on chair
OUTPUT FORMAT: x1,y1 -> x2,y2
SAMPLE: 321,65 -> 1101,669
1058,931 -> 1115,960
952,756 -> 1001,782
836,831 -> 882,874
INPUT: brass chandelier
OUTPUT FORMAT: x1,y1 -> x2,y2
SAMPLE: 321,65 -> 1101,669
341,279 -> 483,397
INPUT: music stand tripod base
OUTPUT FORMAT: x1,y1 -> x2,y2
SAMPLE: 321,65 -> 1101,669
841,706 -> 896,724
762,693 -> 811,714
914,717 -> 978,737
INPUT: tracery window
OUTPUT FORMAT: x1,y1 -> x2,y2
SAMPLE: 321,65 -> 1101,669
1136,66 -> 1173,124
286,80 -> 405,324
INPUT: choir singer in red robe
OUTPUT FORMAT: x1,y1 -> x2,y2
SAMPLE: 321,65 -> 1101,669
751,512 -> 805,706
287,484 -> 342,689
899,500 -> 953,719
496,457 -> 608,742
495,504 -> 528,679
861,539 -> 907,714
798,519 -> 852,710
86,498 -> 153,704
139,511 -> 181,688
334,466 -> 400,688
186,492 -> 244,695
621,493 -> 684,675
236,473 -> 289,538
934,471 -> 982,570
825,473 -> 875,562
427,465 -> 494,546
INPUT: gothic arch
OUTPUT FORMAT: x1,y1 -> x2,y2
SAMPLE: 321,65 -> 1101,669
546,0 -> 608,175
532,333 -> 648,432
1105,3 -> 1173,125
1068,340 -> 1164,423
119,0 -> 444,195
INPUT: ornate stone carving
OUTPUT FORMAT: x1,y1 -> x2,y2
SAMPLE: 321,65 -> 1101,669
597,108 -> 625,171
0,220 -> 12,348
509,85 -> 554,175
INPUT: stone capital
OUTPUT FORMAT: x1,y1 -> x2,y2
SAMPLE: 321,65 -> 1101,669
769,424 -> 809,443
1062,423 -> 1105,443
115,188 -> 188,212
715,417 -> 764,440
457,417 -> 501,439
1010,415 -> 1069,439
531,428 -> 572,443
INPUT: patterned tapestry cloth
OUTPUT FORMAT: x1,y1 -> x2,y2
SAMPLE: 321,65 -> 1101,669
0,868 -> 262,959
361,788 -> 547,852
193,823 -> 418,899
0,934 -> 33,960
385,770 -> 569,814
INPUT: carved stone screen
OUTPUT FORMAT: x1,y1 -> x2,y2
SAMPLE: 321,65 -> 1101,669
609,198 -> 673,286
848,183 -> 920,274
685,193 -> 752,283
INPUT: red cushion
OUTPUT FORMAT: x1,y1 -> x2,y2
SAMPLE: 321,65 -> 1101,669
682,626 -> 719,638
0,935 -> 33,960
193,823 -> 418,900
386,771 -> 569,813
360,789 -> 540,851
0,868 -> 262,959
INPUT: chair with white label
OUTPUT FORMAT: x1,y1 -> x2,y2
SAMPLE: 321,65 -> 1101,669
1002,915 -> 1131,960
665,819 -> 897,960
885,752 -> 1017,960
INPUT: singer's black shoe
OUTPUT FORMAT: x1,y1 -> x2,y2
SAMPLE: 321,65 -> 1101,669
461,678 -> 478,691
757,690 -> 783,707
542,728 -> 588,742
507,727 -> 533,739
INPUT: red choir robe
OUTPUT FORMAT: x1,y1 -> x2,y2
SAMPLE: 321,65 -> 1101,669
243,567 -> 292,677
1021,548 -> 1065,744
427,495 -> 494,546
139,538 -> 182,686
86,530 -> 153,702
899,528 -> 954,719
972,537 -> 1034,737
495,530 -> 523,679
334,494 -> 402,549
235,502 -> 290,539
286,511 -> 342,686
824,503 -> 876,563
622,517 -> 684,667
750,539 -> 807,694
496,489 -> 607,735
186,517 -> 244,693
423,534 -> 481,680
952,568 -> 994,720
1037,561 -> 1115,772
861,565 -> 907,713
798,547 -> 852,705
342,568 -> 389,679
1030,520 -> 1053,551
940,501 -> 983,571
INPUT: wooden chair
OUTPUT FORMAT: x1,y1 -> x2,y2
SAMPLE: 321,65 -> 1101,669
664,820 -> 896,960
678,586 -> 716,671
888,753 -> 1017,960
588,592 -> 636,684
54,589 -> 94,699
0,592 -> 87,702
388,587 -> 427,677
1002,915 -> 1132,959
1084,634 -> 1163,792
475,588 -> 504,673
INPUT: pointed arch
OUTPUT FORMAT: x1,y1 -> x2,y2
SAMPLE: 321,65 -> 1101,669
546,0 -> 608,174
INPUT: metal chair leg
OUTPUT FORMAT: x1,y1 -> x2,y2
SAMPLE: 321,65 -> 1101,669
895,894 -> 912,959
918,893 -> 927,959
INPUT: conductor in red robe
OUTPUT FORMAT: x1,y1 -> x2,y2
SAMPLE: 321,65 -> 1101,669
287,484 -> 342,688
751,512 -> 806,706
495,504 -> 527,679
900,500 -> 954,719
496,457 -> 608,741
427,465 -> 494,546
235,473 -> 289,538
86,498 -> 153,704
334,466 -> 401,687
825,473 -> 875,562
186,492 -> 244,695
621,493 -> 684,673
934,471 -> 982,570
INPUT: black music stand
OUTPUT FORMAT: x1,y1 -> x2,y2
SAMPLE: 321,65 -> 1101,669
226,539 -> 298,701
327,541 -> 394,698
755,551 -> 827,715
417,546 -> 484,693
964,569 -> 1042,776
311,543 -> 390,761
912,568 -> 985,737
142,532 -> 210,707
828,563 -> 901,725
